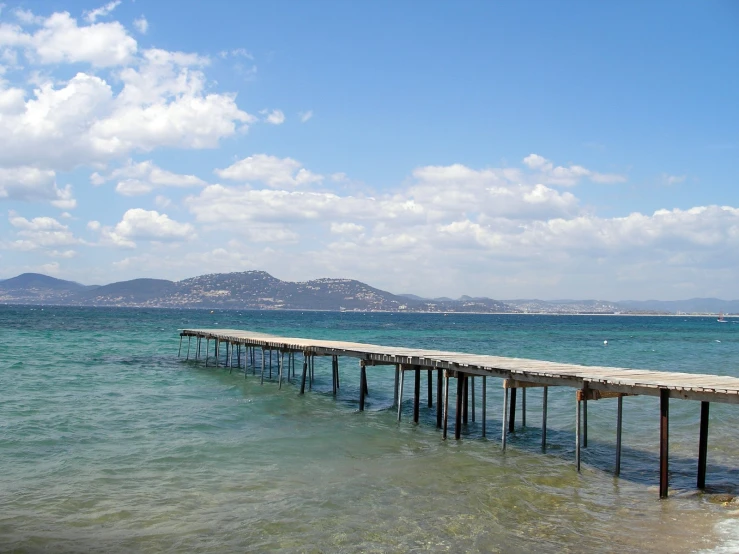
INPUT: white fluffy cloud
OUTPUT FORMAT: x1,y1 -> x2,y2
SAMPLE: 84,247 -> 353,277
84,1 -> 121,24
0,9 -> 255,207
133,17 -> 148,34
2,10 -> 136,66
177,154 -> 739,297
522,153 -> 626,186
5,211 -> 81,252
215,154 -> 323,187
261,108 -> 285,125
91,159 -> 206,196
99,209 -> 195,248
0,167 -> 76,208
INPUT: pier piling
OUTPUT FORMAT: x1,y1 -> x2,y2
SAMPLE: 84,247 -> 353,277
332,356 -> 337,395
522,388 -> 526,427
442,370 -> 449,439
481,376 -> 487,437
455,373 -> 464,440
462,374 -> 469,424
428,369 -> 433,408
413,367 -> 421,424
397,367 -> 405,421
436,368 -> 443,428
502,386 -> 509,450
360,362 -> 367,411
576,392 -> 581,472
698,401 -> 710,489
300,355 -> 308,394
660,388 -> 669,498
615,394 -> 623,475
542,386 -> 548,451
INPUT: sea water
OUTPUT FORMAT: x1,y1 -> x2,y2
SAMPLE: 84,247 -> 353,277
1,306 -> 738,552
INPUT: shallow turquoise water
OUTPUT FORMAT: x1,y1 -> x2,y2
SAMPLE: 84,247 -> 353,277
1,307 -> 738,552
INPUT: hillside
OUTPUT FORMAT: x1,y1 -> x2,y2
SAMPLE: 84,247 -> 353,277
0,271 -> 515,312
1,271 -> 736,314
0,273 -> 96,303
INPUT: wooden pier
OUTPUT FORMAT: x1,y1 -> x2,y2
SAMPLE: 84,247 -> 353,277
178,328 -> 739,498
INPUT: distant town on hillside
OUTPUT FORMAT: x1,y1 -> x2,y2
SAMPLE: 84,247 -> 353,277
0,271 -> 736,315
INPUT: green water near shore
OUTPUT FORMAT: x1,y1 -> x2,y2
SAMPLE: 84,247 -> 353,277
1,306 -> 738,552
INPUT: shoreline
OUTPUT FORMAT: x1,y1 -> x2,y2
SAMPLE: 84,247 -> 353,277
1,302 -> 736,317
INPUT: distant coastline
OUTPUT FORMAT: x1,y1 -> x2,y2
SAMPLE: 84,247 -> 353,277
2,303 -> 736,319
1,271 -> 736,316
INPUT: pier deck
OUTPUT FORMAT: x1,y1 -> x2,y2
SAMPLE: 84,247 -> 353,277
179,328 -> 739,497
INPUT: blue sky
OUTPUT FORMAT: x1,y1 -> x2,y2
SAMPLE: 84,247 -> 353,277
0,0 -> 737,300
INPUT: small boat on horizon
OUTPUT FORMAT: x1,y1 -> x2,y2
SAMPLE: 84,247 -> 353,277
718,311 -> 728,323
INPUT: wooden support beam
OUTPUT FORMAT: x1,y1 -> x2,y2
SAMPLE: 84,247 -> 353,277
462,374 -> 469,424
393,364 -> 400,409
502,386 -> 509,450
576,395 -> 581,472
522,387 -> 526,427
300,354 -> 308,395
186,336 -> 191,360
455,373 -> 464,440
413,367 -> 421,424
428,369 -> 433,408
583,395 -> 588,448
482,376 -> 487,438
615,394 -> 623,476
205,338 -> 210,367
252,347 -> 256,375
509,387 -> 517,433
260,347 -> 265,385
471,376 -> 476,423
660,388 -> 669,498
436,369 -> 443,428
178,335 -> 183,357
442,370 -> 450,439
332,356 -> 337,396
359,362 -> 366,411
542,386 -> 548,451
278,351 -> 284,389
698,401 -> 709,489
397,366 -> 405,421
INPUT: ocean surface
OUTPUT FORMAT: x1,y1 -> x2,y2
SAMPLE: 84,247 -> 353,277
2,306 -> 739,553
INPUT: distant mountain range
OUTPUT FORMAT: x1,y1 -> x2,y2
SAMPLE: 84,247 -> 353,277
0,271 -> 511,312
0,272 -> 735,314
